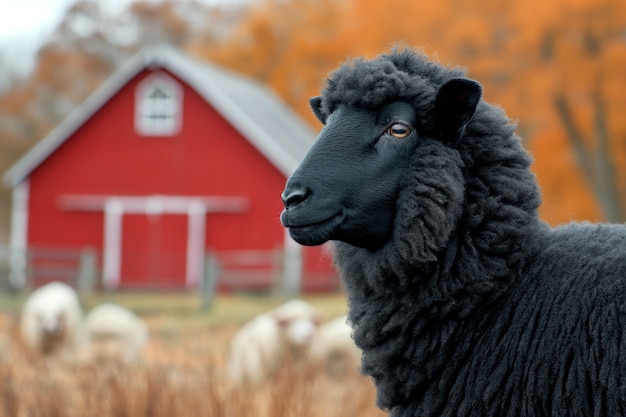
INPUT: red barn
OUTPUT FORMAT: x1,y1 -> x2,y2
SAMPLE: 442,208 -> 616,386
3,46 -> 337,292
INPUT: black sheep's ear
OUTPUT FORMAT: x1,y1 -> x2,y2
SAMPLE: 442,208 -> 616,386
309,96 -> 327,125
434,78 -> 482,147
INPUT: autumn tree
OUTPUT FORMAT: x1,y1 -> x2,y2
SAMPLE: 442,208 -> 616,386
544,0 -> 626,222
198,0 -> 351,124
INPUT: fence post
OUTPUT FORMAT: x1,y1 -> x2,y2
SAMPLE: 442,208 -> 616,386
280,238 -> 302,298
201,252 -> 220,310
8,247 -> 27,291
77,248 -> 97,298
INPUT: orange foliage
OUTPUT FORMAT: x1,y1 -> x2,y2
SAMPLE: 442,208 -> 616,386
531,129 -> 603,223
202,0 -> 626,225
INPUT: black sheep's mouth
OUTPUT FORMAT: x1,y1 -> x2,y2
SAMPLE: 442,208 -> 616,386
282,211 -> 345,246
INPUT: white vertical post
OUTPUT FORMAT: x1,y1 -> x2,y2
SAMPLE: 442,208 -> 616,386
9,180 -> 29,289
186,201 -> 206,288
282,229 -> 302,297
103,199 -> 123,290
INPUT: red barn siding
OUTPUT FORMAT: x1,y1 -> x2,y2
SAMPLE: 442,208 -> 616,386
24,68 -> 336,289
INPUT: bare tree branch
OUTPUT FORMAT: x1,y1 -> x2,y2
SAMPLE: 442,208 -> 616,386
554,92 -> 624,222
592,91 -> 623,222
553,94 -> 597,187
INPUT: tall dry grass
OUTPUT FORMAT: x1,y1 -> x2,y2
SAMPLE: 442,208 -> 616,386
0,312 -> 385,417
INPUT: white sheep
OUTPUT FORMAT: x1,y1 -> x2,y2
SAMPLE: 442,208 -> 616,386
20,281 -> 84,356
310,315 -> 361,378
227,299 -> 322,386
83,303 -> 148,364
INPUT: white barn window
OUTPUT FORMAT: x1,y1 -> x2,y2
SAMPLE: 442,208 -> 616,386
135,73 -> 182,136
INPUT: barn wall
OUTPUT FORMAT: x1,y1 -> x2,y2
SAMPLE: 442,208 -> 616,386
25,68 -> 337,290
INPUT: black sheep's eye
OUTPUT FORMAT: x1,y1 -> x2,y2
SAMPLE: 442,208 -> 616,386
387,123 -> 411,139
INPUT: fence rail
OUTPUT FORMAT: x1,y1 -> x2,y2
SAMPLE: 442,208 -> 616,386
0,246 -> 301,307
200,249 -> 295,309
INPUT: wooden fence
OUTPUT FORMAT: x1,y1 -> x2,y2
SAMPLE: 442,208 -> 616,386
0,246 -> 299,307
0,246 -> 98,296
200,249 -> 302,309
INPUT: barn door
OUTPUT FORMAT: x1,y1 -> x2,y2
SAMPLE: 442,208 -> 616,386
120,213 -> 188,288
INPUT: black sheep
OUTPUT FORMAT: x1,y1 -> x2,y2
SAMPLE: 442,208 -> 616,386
280,48 -> 626,417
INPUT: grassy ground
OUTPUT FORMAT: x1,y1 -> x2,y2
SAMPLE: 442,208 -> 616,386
0,290 -> 351,322
0,291 -> 385,417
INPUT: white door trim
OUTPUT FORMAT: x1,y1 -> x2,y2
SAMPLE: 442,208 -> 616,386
60,194 -> 248,288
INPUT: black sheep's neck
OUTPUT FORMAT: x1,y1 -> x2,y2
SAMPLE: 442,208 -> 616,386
333,117 -> 544,412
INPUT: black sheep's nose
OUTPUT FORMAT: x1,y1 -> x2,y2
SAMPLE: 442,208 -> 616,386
281,183 -> 311,208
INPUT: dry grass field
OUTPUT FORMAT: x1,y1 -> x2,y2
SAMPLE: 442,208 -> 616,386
0,291 -> 385,417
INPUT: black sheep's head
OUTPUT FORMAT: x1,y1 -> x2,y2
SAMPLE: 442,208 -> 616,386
280,52 -> 481,250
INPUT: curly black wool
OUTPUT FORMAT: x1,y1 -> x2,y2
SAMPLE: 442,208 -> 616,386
319,49 -> 626,417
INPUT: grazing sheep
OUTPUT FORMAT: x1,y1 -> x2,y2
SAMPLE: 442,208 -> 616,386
83,303 -> 148,364
280,48 -> 626,417
20,282 -> 84,356
228,299 -> 321,386
310,315 -> 361,378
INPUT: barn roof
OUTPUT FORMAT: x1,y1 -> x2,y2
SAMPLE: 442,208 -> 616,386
3,45 -> 316,188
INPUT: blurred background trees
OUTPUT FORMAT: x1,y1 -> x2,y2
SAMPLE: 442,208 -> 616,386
0,0 -> 625,241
